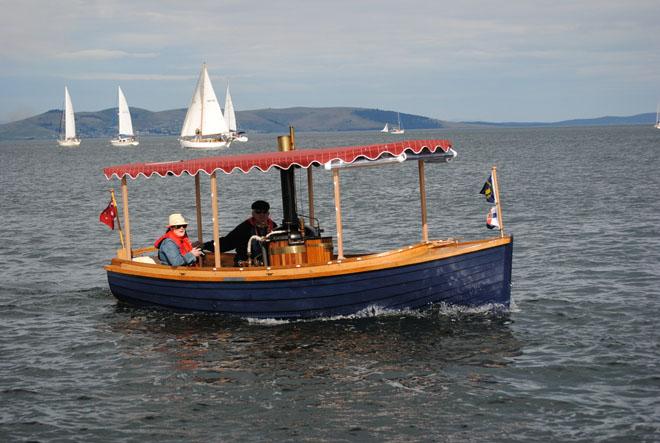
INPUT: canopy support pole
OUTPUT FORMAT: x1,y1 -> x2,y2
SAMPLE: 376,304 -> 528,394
307,168 -> 315,224
210,172 -> 221,268
120,177 -> 132,259
332,169 -> 345,260
418,160 -> 429,242
194,174 -> 203,266
109,189 -> 125,250
491,166 -> 505,238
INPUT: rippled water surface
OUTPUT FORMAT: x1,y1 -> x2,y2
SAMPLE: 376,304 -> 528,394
1,126 -> 659,441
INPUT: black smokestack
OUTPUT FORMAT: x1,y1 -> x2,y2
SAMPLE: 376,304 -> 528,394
277,131 -> 299,232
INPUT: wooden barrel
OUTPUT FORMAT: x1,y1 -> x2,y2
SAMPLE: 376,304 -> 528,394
268,240 -> 307,267
304,237 -> 333,264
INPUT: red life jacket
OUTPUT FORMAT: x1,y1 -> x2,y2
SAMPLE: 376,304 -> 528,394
154,230 -> 193,256
247,217 -> 275,234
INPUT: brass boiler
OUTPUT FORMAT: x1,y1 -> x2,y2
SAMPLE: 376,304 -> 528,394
268,236 -> 334,267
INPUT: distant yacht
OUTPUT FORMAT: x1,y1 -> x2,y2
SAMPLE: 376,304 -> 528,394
655,103 -> 660,129
224,85 -> 248,143
179,63 -> 231,150
110,86 -> 139,147
57,86 -> 81,147
380,113 -> 405,134
390,112 -> 405,134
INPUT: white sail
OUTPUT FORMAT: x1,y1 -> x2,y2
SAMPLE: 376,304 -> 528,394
64,86 -> 76,139
57,86 -> 81,146
180,74 -> 202,137
224,86 -> 237,132
200,67 -> 228,135
117,86 -> 134,136
181,64 -> 228,137
381,123 -> 389,132
111,86 -> 139,146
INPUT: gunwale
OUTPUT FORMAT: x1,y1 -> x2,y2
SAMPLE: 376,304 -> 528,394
105,236 -> 511,282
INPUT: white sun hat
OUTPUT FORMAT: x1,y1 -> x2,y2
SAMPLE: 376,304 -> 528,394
167,213 -> 188,227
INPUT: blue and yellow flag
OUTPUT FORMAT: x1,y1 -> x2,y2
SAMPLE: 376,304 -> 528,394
480,174 -> 497,203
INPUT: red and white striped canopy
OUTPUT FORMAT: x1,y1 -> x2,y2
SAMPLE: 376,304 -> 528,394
103,139 -> 453,180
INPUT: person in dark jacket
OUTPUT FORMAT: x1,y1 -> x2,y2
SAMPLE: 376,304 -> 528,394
202,200 -> 278,266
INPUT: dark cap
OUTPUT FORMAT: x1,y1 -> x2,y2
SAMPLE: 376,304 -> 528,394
251,200 -> 270,211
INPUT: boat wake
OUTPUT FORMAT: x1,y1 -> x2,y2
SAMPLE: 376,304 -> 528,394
245,302 -> 510,325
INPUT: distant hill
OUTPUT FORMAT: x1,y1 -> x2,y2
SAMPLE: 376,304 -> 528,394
461,113 -> 656,128
0,107 -> 656,141
0,107 -> 444,141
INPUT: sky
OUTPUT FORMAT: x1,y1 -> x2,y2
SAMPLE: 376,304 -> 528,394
1,0 -> 659,123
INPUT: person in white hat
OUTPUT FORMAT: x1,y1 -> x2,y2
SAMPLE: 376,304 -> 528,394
154,213 -> 203,266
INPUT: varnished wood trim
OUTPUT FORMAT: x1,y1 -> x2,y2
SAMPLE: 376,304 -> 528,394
210,172 -> 221,268
333,169 -> 344,260
418,160 -> 428,242
121,177 -> 131,258
132,246 -> 156,256
106,236 -> 512,282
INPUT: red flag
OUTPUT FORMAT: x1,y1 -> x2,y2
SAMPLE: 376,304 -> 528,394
99,201 -> 116,230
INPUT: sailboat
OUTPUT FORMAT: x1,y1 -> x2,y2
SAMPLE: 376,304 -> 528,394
224,85 -> 248,142
655,103 -> 660,129
381,113 -> 405,134
57,86 -> 81,147
390,112 -> 405,134
179,63 -> 231,149
110,86 -> 139,147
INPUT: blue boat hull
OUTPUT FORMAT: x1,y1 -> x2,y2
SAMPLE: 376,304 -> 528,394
106,238 -> 513,319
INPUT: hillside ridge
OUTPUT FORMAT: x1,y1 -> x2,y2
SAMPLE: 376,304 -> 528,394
0,107 -> 656,141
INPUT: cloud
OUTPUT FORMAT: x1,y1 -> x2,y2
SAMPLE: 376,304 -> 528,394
55,49 -> 159,60
1,0 -> 659,121
67,72 -> 196,81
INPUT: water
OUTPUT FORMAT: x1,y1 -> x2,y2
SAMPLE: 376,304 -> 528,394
1,126 -> 659,441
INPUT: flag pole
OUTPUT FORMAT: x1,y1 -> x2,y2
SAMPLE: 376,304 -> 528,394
491,166 -> 505,237
109,189 -> 126,249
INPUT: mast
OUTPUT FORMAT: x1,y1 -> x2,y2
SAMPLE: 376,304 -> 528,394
199,63 -> 206,137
